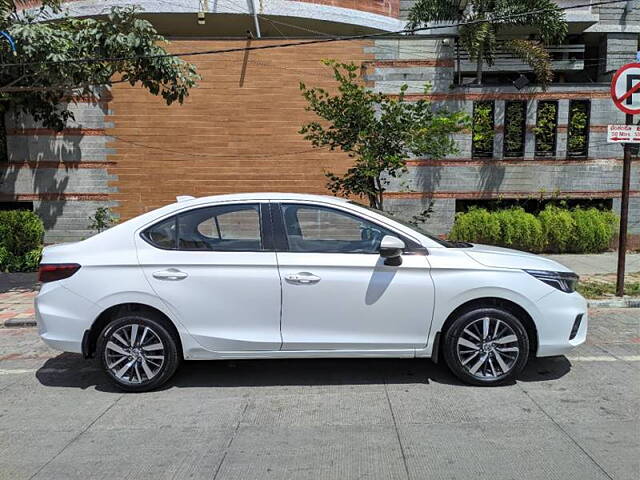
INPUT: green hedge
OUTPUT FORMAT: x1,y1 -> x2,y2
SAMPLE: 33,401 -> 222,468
0,210 -> 44,272
449,206 -> 618,253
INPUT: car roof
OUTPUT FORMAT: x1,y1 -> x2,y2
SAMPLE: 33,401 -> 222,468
177,192 -> 351,205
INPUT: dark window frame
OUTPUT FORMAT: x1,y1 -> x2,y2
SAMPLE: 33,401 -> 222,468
566,99 -> 590,158
141,202 -> 271,252
534,100 -> 559,158
472,100 -> 495,159
503,100 -> 527,158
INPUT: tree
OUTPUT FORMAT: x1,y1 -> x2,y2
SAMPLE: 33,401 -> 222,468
299,60 -> 468,210
407,0 -> 568,86
0,2 -> 199,160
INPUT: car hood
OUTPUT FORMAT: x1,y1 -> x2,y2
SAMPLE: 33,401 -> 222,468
463,244 -> 574,273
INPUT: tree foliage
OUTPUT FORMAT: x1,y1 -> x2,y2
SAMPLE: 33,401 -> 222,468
407,0 -> 568,86
0,2 -> 199,158
299,60 -> 468,210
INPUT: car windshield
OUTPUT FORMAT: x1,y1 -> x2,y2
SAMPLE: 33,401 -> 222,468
348,201 -> 466,248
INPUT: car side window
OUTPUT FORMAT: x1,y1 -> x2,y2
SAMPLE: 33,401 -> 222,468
178,204 -> 262,251
142,204 -> 263,251
281,204 -> 395,254
142,216 -> 177,249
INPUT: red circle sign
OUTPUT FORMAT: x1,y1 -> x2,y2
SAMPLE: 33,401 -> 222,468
611,63 -> 640,115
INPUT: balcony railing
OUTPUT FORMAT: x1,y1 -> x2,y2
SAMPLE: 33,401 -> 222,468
458,45 -> 586,72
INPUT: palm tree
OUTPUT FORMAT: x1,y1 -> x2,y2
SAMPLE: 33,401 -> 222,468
407,0 -> 568,87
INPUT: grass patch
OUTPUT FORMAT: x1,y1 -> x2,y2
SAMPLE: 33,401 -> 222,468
576,273 -> 640,299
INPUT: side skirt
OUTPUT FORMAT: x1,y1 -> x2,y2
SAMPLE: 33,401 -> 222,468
184,348 -> 422,361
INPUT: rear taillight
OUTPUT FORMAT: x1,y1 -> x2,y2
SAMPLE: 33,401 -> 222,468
38,263 -> 81,283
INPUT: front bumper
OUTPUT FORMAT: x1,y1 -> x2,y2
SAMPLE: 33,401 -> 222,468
535,289 -> 588,357
35,282 -> 99,354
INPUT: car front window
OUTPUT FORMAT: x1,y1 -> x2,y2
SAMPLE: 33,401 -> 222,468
347,202 -> 463,248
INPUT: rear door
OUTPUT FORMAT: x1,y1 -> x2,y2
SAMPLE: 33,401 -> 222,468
136,201 -> 282,352
273,202 -> 435,351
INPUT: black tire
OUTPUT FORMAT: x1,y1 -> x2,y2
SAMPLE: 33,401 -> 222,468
442,307 -> 529,386
97,312 -> 180,392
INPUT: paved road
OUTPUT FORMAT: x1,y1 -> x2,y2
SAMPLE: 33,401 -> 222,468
0,309 -> 638,480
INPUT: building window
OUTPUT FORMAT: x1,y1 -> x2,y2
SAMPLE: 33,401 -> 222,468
503,101 -> 527,158
534,100 -> 558,157
472,101 -> 495,158
567,100 -> 590,158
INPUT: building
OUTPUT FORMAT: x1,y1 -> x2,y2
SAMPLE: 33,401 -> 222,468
1,0 -> 639,245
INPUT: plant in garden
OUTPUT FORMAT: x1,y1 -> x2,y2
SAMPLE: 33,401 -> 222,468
88,206 -> 117,233
570,207 -> 617,253
0,2 -> 199,161
299,60 -> 468,210
449,208 -> 501,245
472,101 -> 494,157
567,102 -> 588,157
503,102 -> 526,157
407,0 -> 568,86
494,208 -> 543,252
0,210 -> 44,272
534,101 -> 558,156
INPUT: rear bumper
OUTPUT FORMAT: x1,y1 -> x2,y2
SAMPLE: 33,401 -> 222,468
35,282 -> 99,354
535,290 -> 588,357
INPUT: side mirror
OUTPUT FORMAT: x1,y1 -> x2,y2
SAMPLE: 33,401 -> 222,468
379,235 -> 405,266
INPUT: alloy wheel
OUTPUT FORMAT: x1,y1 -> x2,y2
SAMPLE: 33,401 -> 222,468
456,317 -> 520,379
105,324 -> 165,384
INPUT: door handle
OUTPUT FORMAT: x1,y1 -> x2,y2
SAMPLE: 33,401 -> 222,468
152,269 -> 188,280
285,272 -> 321,285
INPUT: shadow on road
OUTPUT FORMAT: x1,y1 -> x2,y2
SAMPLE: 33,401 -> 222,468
35,353 -> 572,392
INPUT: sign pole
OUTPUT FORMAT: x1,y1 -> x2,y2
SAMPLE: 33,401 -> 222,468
616,112 -> 633,297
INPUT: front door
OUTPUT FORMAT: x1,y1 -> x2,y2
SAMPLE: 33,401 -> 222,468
136,202 -> 282,352
274,202 -> 434,351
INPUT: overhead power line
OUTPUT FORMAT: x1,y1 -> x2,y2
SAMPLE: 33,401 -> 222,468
0,0 -> 629,68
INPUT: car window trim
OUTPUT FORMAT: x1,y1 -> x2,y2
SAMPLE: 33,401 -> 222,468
140,202 -> 271,253
271,202 -> 426,255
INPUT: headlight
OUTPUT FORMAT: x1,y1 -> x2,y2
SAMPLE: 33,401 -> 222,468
525,269 -> 579,293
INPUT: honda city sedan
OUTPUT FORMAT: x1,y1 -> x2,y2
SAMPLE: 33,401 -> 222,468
35,193 -> 587,391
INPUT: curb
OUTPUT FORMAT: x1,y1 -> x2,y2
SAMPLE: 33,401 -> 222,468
4,317 -> 37,328
587,298 -> 640,308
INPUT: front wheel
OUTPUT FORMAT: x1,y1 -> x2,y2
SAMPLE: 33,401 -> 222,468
97,313 -> 180,392
442,308 -> 529,386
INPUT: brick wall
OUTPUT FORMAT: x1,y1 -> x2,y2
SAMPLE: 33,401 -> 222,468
106,39 -> 374,221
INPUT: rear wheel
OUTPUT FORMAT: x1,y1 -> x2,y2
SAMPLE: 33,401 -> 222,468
97,313 -> 180,392
442,307 -> 529,386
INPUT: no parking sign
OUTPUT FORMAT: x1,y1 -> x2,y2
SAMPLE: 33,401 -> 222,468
611,63 -> 640,115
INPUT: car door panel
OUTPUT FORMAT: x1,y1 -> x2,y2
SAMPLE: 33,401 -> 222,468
274,202 -> 435,351
136,202 -> 282,352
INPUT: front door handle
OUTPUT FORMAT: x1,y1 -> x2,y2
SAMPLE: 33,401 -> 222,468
285,272 -> 321,285
152,268 -> 188,280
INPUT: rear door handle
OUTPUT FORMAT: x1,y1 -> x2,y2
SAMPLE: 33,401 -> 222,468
152,268 -> 188,280
285,272 -> 321,285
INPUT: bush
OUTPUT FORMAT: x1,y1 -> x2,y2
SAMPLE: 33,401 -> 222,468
494,208 -> 543,252
570,207 -> 617,253
0,210 -> 45,272
449,205 -> 617,253
539,205 -> 575,252
449,208 -> 501,245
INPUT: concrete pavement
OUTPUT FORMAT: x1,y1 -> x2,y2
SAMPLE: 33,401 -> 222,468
0,308 -> 638,480
543,252 -> 640,276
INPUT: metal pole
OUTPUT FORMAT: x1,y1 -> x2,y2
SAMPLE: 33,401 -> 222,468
250,0 -> 261,38
616,112 -> 633,296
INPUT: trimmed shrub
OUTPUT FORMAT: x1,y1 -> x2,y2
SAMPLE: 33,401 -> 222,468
0,210 -> 45,272
494,208 -> 544,252
570,207 -> 617,253
449,205 -> 617,253
449,208 -> 501,245
539,205 -> 575,253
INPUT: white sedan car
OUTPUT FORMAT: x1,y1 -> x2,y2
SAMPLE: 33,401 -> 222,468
36,193 -> 587,391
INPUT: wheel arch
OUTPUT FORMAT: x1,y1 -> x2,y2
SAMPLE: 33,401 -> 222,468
435,297 -> 538,361
84,302 -> 184,359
